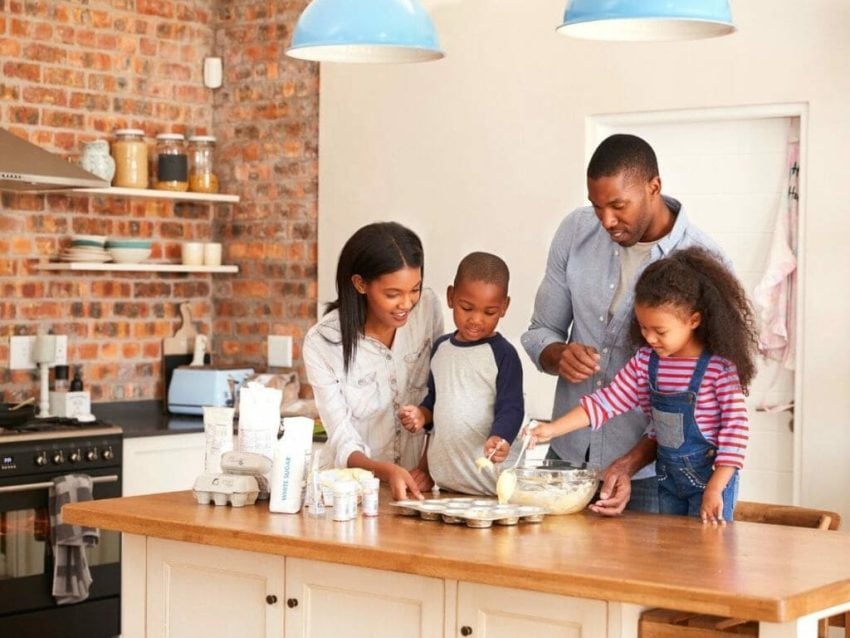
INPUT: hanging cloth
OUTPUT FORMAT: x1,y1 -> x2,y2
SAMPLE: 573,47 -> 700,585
753,126 -> 799,371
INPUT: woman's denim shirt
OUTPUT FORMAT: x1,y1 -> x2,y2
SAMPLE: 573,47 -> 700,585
304,288 -> 444,470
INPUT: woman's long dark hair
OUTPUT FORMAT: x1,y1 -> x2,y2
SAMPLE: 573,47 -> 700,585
628,247 -> 760,393
326,222 -> 424,373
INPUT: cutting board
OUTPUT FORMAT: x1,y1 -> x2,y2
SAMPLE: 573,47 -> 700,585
162,303 -> 209,412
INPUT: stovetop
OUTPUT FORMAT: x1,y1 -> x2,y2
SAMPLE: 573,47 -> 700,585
0,416 -> 113,435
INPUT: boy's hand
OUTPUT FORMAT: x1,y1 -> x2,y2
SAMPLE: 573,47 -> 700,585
398,405 -> 426,433
700,489 -> 726,525
484,436 -> 509,463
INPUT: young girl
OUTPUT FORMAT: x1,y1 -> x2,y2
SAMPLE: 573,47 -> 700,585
530,247 -> 759,523
302,222 -> 444,501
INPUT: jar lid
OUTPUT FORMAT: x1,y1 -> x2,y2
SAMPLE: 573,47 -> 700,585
156,133 -> 185,141
54,364 -> 69,380
114,128 -> 144,137
188,135 -> 216,143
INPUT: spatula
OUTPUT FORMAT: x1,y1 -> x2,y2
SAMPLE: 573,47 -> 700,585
495,420 -> 539,504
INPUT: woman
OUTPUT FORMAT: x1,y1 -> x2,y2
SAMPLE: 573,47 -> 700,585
303,222 -> 444,500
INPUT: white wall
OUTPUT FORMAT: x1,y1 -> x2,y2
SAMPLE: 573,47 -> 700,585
316,0 -> 850,519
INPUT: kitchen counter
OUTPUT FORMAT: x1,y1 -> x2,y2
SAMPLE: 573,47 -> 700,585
64,489 -> 850,636
93,400 -> 204,438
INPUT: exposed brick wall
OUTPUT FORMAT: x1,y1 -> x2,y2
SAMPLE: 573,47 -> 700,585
0,0 -> 317,404
211,1 -> 318,382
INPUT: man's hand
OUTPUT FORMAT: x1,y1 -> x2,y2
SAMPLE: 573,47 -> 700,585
587,438 -> 657,517
558,343 -> 601,383
588,463 -> 632,516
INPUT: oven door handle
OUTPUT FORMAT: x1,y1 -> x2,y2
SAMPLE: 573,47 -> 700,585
0,474 -> 119,494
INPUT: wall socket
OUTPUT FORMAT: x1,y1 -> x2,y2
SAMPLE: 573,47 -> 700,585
267,335 -> 293,368
9,335 -> 68,369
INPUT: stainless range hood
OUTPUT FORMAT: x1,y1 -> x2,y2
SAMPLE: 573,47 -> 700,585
0,128 -> 110,191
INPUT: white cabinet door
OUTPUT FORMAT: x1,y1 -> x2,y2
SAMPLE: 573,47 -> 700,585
123,433 -> 206,496
146,538 -> 285,638
456,582 -> 607,638
285,558 -> 445,638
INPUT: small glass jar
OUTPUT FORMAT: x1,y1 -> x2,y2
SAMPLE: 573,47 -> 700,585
360,477 -> 380,517
188,135 -> 219,193
112,129 -> 148,188
332,480 -> 358,522
154,133 -> 188,191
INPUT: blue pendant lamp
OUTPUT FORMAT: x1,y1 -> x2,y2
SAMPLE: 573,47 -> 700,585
558,0 -> 736,42
287,0 -> 444,63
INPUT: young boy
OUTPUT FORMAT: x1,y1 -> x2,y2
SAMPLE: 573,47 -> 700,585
398,252 -> 524,496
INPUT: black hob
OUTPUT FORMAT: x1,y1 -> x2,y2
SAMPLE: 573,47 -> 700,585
0,416 -> 116,437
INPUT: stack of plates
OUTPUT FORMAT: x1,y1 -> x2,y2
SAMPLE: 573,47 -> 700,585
60,235 -> 110,262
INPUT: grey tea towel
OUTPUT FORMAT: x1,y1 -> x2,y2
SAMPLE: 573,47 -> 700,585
49,474 -> 100,605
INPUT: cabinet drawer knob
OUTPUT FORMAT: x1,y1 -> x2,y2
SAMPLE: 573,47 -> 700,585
287,598 -> 299,608
460,626 -> 473,636
266,595 -> 278,605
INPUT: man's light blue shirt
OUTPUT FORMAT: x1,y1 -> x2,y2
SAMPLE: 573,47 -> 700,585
521,196 -> 729,479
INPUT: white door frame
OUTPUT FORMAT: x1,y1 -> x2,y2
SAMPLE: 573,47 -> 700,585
587,103 -> 808,504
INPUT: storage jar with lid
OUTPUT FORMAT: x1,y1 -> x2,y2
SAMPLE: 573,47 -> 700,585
154,133 -> 188,192
112,129 -> 148,188
188,135 -> 219,193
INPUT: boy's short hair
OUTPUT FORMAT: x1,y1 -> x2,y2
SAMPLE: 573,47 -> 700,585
454,252 -> 510,295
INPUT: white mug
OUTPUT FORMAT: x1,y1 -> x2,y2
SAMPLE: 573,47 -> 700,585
182,242 -> 204,266
203,242 -> 222,266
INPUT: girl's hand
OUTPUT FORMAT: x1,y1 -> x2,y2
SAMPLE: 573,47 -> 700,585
484,436 -> 509,463
398,405 -> 426,433
701,489 -> 726,525
526,420 -> 554,447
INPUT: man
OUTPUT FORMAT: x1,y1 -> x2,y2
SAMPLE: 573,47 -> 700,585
521,134 -> 729,515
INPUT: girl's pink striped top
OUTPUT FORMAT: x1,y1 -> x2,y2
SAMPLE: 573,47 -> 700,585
579,346 -> 748,469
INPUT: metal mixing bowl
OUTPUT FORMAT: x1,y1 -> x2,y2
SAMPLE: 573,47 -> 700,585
508,460 -> 601,515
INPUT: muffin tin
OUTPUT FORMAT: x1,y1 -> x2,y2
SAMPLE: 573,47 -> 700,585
390,497 -> 547,528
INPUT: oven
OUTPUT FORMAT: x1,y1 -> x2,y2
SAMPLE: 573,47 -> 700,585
0,423 -> 122,638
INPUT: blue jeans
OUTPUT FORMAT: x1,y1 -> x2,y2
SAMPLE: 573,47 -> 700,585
657,453 -> 739,521
546,448 -> 659,513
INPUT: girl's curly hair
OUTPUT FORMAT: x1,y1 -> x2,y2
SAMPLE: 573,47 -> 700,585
628,247 -> 760,393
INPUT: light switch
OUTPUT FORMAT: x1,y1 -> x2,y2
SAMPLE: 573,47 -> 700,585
267,335 -> 293,368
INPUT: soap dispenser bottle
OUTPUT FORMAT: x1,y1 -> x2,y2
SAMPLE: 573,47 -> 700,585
70,366 -> 84,392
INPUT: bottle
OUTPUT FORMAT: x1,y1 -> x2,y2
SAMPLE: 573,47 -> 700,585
53,365 -> 70,392
306,460 -> 326,517
70,366 -> 84,392
361,477 -> 380,517
112,129 -> 148,188
154,133 -> 189,191
332,480 -> 358,522
188,135 -> 219,193
269,416 -> 315,514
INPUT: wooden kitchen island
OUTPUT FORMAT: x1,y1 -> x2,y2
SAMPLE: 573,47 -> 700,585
64,489 -> 850,638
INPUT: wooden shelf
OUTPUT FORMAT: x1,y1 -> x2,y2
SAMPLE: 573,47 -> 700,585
62,186 -> 239,203
33,262 -> 239,273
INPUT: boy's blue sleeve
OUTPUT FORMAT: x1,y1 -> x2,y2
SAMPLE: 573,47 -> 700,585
419,333 -> 449,417
489,337 -> 524,444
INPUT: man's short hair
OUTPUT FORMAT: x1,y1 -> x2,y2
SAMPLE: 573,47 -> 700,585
587,133 -> 659,184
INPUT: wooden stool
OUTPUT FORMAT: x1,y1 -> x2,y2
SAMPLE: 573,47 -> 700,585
639,502 -> 847,638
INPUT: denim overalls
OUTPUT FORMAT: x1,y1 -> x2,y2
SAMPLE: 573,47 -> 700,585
649,351 -> 739,521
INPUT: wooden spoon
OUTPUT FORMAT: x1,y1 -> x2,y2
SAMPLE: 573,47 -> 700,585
8,397 -> 35,411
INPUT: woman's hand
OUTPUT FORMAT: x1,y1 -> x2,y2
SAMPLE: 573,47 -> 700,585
383,463 -> 425,501
398,405 -> 427,433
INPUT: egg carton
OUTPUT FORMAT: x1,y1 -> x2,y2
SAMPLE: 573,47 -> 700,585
389,497 -> 547,528
193,472 -> 260,507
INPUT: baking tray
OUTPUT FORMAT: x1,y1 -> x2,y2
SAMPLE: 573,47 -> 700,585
390,497 -> 547,528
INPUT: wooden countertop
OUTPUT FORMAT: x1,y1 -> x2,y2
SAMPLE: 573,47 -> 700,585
63,489 -> 850,623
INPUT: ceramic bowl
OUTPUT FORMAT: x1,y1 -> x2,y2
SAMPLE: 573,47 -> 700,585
106,238 -> 152,249
108,246 -> 151,263
71,234 -> 107,248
